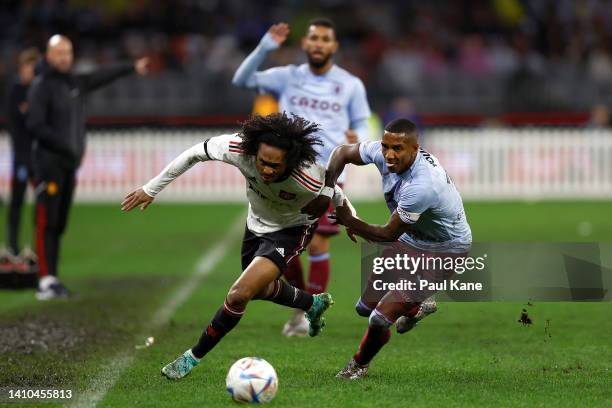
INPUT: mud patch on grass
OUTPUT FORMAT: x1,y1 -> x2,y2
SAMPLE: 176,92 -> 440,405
0,275 -> 177,388
0,316 -> 86,354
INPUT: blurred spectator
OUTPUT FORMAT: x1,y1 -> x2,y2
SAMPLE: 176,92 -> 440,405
380,38 -> 422,94
588,103 -> 610,128
459,35 -> 492,78
383,96 -> 420,129
382,96 -> 424,144
6,47 -> 38,259
0,1 -> 611,116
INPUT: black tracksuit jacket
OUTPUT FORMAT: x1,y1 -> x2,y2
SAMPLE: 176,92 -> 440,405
26,61 -> 135,171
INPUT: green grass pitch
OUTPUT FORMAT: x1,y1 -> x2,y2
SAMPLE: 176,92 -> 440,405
0,201 -> 611,407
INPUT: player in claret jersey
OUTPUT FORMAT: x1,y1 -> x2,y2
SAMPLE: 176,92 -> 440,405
233,18 -> 372,336
303,118 -> 472,379
122,113 -> 347,380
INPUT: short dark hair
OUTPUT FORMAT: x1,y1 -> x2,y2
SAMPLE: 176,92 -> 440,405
384,118 -> 418,136
18,47 -> 39,67
306,17 -> 336,33
239,112 -> 322,173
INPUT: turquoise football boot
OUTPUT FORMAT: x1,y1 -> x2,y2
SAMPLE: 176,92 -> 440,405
161,350 -> 199,379
305,293 -> 334,337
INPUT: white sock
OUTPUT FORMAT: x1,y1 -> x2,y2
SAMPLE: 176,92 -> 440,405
38,275 -> 59,290
186,349 -> 200,362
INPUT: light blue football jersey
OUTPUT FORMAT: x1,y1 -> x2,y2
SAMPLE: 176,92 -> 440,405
254,64 -> 371,167
359,141 -> 472,251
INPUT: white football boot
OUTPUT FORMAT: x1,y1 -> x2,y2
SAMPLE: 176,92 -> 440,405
282,309 -> 309,337
395,296 -> 438,334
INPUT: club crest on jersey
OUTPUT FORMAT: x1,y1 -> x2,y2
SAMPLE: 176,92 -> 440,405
279,190 -> 296,200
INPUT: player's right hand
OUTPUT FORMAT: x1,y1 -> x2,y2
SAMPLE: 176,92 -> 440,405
268,23 -> 290,45
121,188 -> 154,212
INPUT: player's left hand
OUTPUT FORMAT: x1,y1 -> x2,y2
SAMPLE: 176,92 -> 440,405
121,188 -> 154,212
134,57 -> 150,76
334,202 -> 353,225
301,195 -> 330,220
345,129 -> 359,144
327,209 -> 357,242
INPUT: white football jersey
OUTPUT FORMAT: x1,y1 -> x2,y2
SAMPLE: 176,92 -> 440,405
143,133 -> 343,234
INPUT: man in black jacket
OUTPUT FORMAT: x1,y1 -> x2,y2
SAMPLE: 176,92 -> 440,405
27,34 -> 149,300
5,48 -> 39,268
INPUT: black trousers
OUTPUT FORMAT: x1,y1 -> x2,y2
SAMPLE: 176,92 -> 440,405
7,158 -> 33,255
34,165 -> 76,278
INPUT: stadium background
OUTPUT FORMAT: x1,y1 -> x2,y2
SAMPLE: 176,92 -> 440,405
0,1 -> 611,407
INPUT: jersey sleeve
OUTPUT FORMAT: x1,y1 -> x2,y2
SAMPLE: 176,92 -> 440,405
290,163 -> 325,198
142,143 -> 207,197
203,133 -> 245,166
358,140 -> 382,165
396,183 -> 436,224
348,79 -> 371,124
142,134 -> 244,197
253,66 -> 292,97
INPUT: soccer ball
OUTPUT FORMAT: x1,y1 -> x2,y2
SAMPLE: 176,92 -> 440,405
226,357 -> 278,403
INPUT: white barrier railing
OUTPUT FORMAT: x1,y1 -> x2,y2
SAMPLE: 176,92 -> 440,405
1,128 -> 611,201
423,129 -> 612,199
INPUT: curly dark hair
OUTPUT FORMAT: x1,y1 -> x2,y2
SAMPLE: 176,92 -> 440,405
238,112 -> 322,173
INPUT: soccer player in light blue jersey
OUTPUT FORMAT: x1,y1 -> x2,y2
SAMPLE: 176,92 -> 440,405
303,118 -> 472,379
233,18 -> 372,336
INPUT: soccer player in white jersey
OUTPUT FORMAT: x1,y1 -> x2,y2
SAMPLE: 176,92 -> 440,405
233,18 -> 372,336
303,118 -> 472,379
122,113 -> 345,380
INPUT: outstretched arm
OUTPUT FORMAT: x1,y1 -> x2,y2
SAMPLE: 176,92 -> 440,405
121,142 -> 206,212
81,57 -> 149,93
336,205 -> 413,242
325,144 -> 365,187
301,143 -> 365,219
232,23 -> 289,88
335,178 -> 430,242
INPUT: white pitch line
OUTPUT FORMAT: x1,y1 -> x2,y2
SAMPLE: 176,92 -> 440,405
71,214 -> 245,408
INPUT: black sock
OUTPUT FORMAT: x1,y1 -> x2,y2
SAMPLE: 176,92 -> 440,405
191,300 -> 244,359
265,279 -> 314,311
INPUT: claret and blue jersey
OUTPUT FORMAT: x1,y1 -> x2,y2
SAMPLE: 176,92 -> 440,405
359,141 -> 472,251
253,64 -> 371,167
